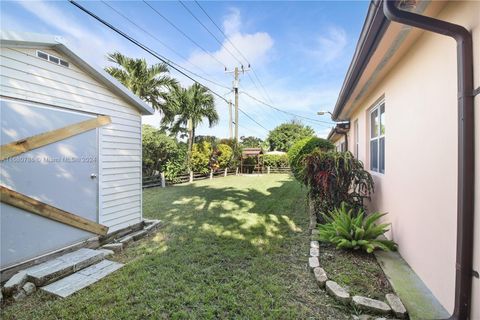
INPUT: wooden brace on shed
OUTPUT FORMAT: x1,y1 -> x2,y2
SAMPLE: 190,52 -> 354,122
0,115 -> 111,161
0,115 -> 111,235
0,186 -> 108,235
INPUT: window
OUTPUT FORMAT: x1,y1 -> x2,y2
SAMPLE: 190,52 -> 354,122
36,50 -> 69,68
370,101 -> 385,173
339,142 -> 346,152
48,55 -> 59,64
59,60 -> 69,67
37,51 -> 48,60
354,119 -> 359,158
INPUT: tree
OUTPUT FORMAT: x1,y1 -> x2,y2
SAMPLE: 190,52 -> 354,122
195,135 -> 218,147
105,52 -> 177,114
266,121 -> 315,152
142,125 -> 182,176
163,83 -> 219,156
240,136 -> 263,148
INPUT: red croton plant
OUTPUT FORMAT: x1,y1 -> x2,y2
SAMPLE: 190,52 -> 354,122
302,150 -> 374,222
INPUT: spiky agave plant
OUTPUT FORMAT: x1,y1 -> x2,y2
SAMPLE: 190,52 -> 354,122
318,203 -> 397,253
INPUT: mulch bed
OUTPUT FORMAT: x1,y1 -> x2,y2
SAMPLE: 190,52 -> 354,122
319,242 -> 392,301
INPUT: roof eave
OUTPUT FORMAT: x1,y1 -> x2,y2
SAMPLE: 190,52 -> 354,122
332,0 -> 390,121
0,30 -> 154,116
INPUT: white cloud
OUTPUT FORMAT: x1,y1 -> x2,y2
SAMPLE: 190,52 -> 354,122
223,8 -> 241,36
187,7 -> 274,71
17,1 -> 96,44
303,26 -> 348,64
14,1 -> 137,67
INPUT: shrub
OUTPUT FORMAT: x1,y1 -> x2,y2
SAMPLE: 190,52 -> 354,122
142,125 -> 183,176
317,203 -> 397,253
219,138 -> 241,168
303,150 -> 374,218
190,141 -> 212,173
164,142 -> 188,180
216,144 -> 233,168
288,137 -> 334,181
261,154 -> 289,168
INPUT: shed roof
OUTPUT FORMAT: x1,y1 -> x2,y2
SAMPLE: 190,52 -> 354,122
242,148 -> 263,157
0,30 -> 154,115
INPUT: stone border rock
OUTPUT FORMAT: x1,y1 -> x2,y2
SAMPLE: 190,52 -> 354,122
307,228 -> 408,319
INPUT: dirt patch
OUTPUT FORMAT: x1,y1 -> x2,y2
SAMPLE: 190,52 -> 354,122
319,242 -> 392,300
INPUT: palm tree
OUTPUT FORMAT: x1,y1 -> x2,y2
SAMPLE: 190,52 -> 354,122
105,52 -> 177,113
163,83 -> 219,154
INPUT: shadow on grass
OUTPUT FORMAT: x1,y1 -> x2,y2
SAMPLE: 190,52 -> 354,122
143,176 -> 305,252
1,175 -> 352,320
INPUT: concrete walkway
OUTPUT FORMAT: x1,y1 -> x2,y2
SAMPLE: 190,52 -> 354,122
375,250 -> 450,320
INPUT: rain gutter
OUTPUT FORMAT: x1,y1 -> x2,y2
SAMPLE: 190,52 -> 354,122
383,1 -> 475,319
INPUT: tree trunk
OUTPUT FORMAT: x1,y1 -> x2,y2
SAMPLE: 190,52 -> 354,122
187,119 -> 194,170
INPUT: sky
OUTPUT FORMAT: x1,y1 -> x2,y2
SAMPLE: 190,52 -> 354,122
1,0 -> 369,139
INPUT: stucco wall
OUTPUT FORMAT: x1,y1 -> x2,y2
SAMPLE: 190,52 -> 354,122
346,1 -> 479,315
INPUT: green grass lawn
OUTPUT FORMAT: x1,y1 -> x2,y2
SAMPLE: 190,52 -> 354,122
2,174 -> 352,319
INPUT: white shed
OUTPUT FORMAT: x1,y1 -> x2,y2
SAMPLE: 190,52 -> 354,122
0,31 -> 153,272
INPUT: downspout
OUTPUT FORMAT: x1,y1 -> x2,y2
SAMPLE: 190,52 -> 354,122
344,132 -> 348,152
383,1 -> 475,319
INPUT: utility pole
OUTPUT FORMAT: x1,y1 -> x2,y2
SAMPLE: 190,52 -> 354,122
228,100 -> 233,139
226,65 -> 250,143
234,67 -> 239,143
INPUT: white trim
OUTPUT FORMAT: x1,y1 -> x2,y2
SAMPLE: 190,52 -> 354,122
98,126 -> 104,225
139,121 -> 143,222
369,99 -> 385,174
1,30 -> 153,115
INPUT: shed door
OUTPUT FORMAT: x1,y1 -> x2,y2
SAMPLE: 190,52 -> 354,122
1,99 -> 99,268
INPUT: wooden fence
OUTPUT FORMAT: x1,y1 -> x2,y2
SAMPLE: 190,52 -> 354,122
268,167 -> 291,174
142,166 -> 291,188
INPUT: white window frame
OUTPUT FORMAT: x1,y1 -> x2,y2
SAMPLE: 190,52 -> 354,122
354,119 -> 359,158
369,100 -> 385,174
36,50 -> 69,68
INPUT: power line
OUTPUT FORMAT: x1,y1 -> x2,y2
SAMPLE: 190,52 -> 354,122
179,1 -> 271,106
238,107 -> 269,132
240,91 -> 335,127
69,0 -> 229,102
178,1 -> 243,66
101,0 -> 229,90
143,0 -> 226,69
70,0 -> 272,135
194,0 -> 248,64
194,0 -> 274,104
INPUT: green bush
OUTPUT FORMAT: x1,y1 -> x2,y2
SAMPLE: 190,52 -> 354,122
142,125 -> 184,176
166,142 -> 188,178
303,150 -> 374,218
216,144 -> 233,168
261,154 -> 289,168
219,138 -> 241,168
288,137 -> 334,181
190,141 -> 212,173
316,203 -> 397,253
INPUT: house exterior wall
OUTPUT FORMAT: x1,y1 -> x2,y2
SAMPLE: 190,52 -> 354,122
344,1 -> 479,315
0,46 -> 143,233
